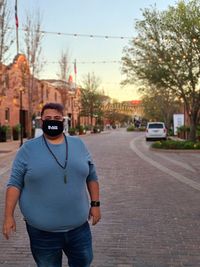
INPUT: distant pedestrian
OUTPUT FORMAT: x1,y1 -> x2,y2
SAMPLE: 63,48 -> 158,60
2,102 -> 101,267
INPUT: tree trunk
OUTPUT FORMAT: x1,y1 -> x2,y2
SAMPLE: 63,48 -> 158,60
188,115 -> 197,142
90,115 -> 93,126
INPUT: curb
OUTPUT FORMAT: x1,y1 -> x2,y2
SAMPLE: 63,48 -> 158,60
149,146 -> 200,153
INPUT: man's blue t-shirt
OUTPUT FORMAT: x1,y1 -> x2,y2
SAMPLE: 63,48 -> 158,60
7,135 -> 98,232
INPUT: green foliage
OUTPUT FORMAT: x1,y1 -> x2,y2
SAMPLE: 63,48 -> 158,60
122,0 -> 200,141
196,125 -> 200,136
92,126 -> 101,133
12,124 -> 21,140
138,126 -> 146,131
0,125 -> 9,142
0,124 -> 9,132
80,73 -> 104,125
76,125 -> 86,135
68,127 -> 77,136
12,124 -> 21,132
177,125 -> 190,133
126,125 -> 135,131
84,125 -> 92,131
168,128 -> 174,136
140,87 -> 180,129
152,140 -> 200,149
104,106 -> 132,126
127,125 -> 146,132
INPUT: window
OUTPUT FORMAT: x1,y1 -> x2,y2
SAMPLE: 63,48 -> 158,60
148,123 -> 164,129
5,108 -> 10,122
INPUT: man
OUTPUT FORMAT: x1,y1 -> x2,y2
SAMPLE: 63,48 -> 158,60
2,102 -> 101,267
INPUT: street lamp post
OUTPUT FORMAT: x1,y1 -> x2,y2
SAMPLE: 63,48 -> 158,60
19,88 -> 23,146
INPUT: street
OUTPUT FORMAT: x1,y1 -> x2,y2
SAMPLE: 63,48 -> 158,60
0,129 -> 200,267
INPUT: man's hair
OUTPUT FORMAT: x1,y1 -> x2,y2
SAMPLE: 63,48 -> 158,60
41,103 -> 64,117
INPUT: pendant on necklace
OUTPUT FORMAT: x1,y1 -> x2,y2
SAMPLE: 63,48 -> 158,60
64,174 -> 67,184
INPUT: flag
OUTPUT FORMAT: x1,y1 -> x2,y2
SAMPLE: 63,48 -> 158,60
68,75 -> 73,83
15,0 -> 19,28
74,60 -> 77,75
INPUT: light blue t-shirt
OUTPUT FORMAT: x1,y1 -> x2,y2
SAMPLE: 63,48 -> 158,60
7,135 -> 98,232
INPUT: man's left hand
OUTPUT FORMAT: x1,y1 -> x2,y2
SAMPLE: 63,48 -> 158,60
89,207 -> 101,225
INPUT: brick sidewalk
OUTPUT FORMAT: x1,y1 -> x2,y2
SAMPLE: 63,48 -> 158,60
0,140 -> 21,156
1,130 -> 200,266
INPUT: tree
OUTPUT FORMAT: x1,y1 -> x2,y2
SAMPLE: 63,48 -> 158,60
104,108 -> 131,127
0,0 -> 13,98
57,50 -> 71,109
139,86 -> 180,128
80,73 -> 103,125
122,0 -> 200,141
23,10 -> 43,138
0,0 -> 13,62
58,50 -> 70,82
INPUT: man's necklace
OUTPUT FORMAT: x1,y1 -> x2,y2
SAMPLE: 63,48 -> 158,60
43,134 -> 68,183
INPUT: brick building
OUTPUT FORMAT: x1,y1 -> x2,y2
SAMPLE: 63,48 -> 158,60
0,54 -> 82,140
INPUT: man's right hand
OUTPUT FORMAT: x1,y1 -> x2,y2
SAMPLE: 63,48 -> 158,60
2,216 -> 16,240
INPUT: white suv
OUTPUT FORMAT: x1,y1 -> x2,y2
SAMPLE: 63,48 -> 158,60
145,122 -> 167,141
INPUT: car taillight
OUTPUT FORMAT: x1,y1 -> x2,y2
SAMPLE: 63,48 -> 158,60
164,128 -> 166,133
146,129 -> 148,132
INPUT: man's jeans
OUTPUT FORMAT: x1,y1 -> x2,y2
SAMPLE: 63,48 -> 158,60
26,221 -> 93,267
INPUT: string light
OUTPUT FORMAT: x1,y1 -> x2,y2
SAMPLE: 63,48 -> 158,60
8,26 -> 199,44
44,60 -> 121,64
16,27 -> 131,40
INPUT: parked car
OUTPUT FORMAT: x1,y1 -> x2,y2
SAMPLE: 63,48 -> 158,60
145,122 -> 167,141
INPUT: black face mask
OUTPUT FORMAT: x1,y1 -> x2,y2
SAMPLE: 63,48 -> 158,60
42,120 -> 64,137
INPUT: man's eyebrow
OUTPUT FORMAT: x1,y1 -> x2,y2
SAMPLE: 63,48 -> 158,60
44,116 -> 63,118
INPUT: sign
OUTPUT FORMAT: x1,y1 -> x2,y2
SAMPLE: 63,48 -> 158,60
173,114 -> 184,135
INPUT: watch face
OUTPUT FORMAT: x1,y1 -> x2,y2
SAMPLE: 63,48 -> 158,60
91,201 -> 100,207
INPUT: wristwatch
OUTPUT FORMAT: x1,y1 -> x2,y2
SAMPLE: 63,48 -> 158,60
91,201 -> 100,207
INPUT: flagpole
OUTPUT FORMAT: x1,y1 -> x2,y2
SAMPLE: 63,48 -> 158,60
74,59 -> 77,88
15,0 -> 19,54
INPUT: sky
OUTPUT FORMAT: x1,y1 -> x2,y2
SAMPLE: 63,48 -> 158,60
9,0 -> 179,101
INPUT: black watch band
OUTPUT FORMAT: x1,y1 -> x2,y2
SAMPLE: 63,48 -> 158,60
91,201 -> 100,207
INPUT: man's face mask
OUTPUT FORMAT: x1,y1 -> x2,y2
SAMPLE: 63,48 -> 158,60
42,120 -> 64,137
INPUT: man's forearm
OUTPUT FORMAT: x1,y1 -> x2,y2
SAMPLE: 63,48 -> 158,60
87,181 -> 100,201
4,187 -> 20,218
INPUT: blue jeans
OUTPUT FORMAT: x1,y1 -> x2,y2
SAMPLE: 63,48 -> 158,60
26,221 -> 93,267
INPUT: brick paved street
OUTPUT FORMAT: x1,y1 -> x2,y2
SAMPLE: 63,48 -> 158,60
0,129 -> 200,266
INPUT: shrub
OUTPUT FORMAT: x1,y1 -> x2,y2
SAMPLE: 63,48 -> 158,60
0,125 -> 9,142
126,125 -> 135,132
76,125 -> 86,135
68,127 -> 77,136
196,125 -> 200,138
84,125 -> 92,131
152,140 -> 200,149
99,124 -> 104,131
93,126 -> 101,133
168,128 -> 174,136
177,125 -> 190,133
12,124 -> 21,140
138,126 -> 146,131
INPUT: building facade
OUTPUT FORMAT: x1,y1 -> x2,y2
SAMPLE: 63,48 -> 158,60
0,54 -> 81,140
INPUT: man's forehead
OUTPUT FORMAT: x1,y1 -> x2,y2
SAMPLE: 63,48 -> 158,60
42,109 -> 62,116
